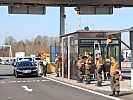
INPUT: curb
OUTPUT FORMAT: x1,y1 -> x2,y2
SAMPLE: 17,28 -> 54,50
46,74 -> 131,92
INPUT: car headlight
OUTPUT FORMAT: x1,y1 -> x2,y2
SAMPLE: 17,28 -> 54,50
32,69 -> 37,71
16,69 -> 23,72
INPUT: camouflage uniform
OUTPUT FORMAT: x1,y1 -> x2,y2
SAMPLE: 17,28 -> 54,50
55,56 -> 61,77
85,56 -> 92,84
110,57 -> 122,97
96,55 -> 103,87
77,57 -> 84,83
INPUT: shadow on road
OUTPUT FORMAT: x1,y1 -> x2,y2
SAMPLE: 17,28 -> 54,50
102,84 -> 110,86
0,74 -> 14,76
120,92 -> 133,96
0,78 -> 7,80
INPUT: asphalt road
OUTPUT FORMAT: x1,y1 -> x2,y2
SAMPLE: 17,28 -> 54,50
0,65 -> 131,100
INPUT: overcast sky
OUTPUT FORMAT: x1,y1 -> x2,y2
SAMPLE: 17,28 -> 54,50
0,6 -> 132,47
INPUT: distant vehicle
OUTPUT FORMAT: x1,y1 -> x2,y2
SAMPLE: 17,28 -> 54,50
8,59 -> 16,65
33,57 -> 42,65
1,59 -> 6,65
5,59 -> 9,65
13,61 -> 38,78
15,52 -> 25,58
16,57 -> 33,62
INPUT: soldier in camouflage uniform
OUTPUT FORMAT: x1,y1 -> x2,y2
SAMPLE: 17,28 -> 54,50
77,55 -> 84,83
55,56 -> 61,77
109,57 -> 122,97
85,53 -> 92,84
96,53 -> 103,87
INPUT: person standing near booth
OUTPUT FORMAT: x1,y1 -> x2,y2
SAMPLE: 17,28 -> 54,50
54,55 -> 61,77
77,55 -> 84,83
96,53 -> 103,87
85,53 -> 92,84
109,57 -> 122,97
42,59 -> 48,77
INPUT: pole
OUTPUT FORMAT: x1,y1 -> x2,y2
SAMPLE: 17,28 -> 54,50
68,36 -> 71,79
130,31 -> 133,90
62,37 -> 65,78
60,6 -> 65,36
60,6 -> 65,78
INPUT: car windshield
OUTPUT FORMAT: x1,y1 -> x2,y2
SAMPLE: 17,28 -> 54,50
34,57 -> 41,60
17,61 -> 34,67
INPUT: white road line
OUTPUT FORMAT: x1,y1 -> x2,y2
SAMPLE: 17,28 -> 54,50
32,80 -> 36,82
9,81 -> 16,83
22,81 -> 27,83
17,81 -> 21,83
8,97 -> 13,99
41,80 -> 49,82
45,77 -> 123,100
21,86 -> 33,92
36,80 -> 41,82
0,79 -> 49,84
1,81 -> 5,83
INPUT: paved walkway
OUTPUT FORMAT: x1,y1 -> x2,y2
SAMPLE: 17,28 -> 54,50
47,73 -> 131,92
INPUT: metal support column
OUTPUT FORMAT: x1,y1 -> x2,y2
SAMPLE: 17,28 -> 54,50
60,6 -> 65,78
61,37 -> 65,78
130,32 -> 133,90
68,36 -> 71,80
60,6 -> 65,35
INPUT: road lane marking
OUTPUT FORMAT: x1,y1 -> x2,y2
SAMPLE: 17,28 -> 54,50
1,81 -> 5,83
41,80 -> 50,82
9,81 -> 16,83
22,81 -> 27,83
8,97 -> 12,99
0,79 -> 50,84
36,80 -> 41,82
17,81 -> 21,83
46,77 -> 123,100
21,86 -> 33,92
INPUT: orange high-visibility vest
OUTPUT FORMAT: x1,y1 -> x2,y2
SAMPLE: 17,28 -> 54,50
96,58 -> 103,67
110,61 -> 119,73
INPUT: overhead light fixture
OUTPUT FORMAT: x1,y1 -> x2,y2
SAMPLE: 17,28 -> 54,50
74,7 -> 80,11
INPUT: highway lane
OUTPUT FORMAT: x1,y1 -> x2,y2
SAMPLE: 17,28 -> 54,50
0,65 -> 122,100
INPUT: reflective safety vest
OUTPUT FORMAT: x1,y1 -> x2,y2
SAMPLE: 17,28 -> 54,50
110,61 -> 118,73
96,58 -> 103,68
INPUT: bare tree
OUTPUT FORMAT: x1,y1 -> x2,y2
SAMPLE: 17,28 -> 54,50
1,35 -> 60,57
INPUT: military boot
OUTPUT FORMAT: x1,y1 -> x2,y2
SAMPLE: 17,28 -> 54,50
115,91 -> 120,97
109,91 -> 115,96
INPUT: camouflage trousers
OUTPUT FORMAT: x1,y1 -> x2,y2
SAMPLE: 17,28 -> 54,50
96,68 -> 102,86
85,68 -> 91,83
96,72 -> 102,85
77,67 -> 83,82
55,64 -> 60,76
110,74 -> 120,92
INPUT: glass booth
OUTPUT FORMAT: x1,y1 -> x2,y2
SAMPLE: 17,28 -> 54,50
60,31 -> 121,79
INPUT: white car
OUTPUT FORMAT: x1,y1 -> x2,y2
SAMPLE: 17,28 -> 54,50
33,57 -> 42,65
1,60 -> 6,65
